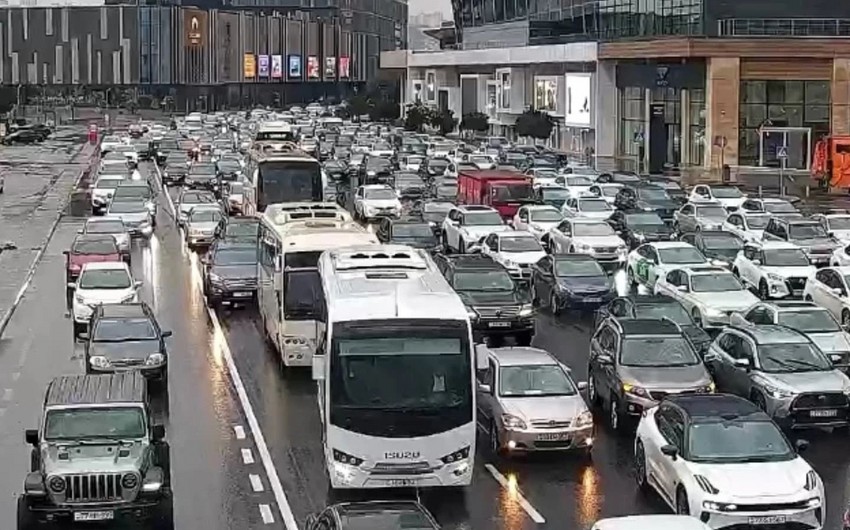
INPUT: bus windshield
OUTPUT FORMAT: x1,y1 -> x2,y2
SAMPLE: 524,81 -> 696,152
258,161 -> 323,210
283,251 -> 324,320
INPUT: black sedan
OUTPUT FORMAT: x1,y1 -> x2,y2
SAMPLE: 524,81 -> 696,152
680,231 -> 744,269
607,210 -> 676,249
530,254 -> 615,314
201,243 -> 259,308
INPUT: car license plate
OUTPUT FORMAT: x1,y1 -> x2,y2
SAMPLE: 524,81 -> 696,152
74,511 -> 114,522
831,354 -> 843,362
233,292 -> 252,298
488,322 -> 510,328
584,298 -> 601,303
748,515 -> 786,525
387,479 -> 417,487
537,432 -> 570,441
810,409 -> 837,417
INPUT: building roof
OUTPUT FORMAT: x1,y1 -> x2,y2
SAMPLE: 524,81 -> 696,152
45,373 -> 146,408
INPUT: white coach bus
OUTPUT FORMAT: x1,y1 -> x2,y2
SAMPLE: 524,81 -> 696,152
316,245 -> 475,490
258,203 -> 377,369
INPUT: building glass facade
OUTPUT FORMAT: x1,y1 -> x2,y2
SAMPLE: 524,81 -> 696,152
688,87 -> 705,166
619,86 -> 645,168
140,7 -> 173,85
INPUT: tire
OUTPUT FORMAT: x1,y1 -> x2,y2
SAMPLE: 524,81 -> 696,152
29,449 -> 39,473
691,307 -> 703,328
530,282 -> 541,307
441,232 -> 450,253
489,421 -> 502,459
843,310 -> 850,330
609,395 -> 623,432
587,371 -> 600,407
151,492 -> 175,530
635,440 -> 650,491
17,496 -> 35,530
155,442 -> 172,485
458,238 -> 467,254
732,267 -> 739,277
676,488 -> 690,516
672,222 -> 680,234
627,266 -> 637,289
550,290 -> 561,315
759,280 -> 770,299
752,391 -> 768,412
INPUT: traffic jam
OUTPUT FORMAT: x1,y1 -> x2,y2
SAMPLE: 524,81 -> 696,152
19,103 -> 850,530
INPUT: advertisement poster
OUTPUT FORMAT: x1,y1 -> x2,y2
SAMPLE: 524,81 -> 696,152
243,53 -> 256,78
271,55 -> 283,79
307,56 -> 320,79
185,10 -> 207,48
564,74 -> 592,126
258,55 -> 270,77
339,57 -> 350,79
324,57 -> 336,79
288,55 -> 302,79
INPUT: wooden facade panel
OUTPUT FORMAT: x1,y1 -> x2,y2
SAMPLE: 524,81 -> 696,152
740,59 -> 832,80
600,38 -> 850,60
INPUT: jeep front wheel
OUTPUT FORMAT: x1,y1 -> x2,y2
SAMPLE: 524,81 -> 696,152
17,496 -> 35,530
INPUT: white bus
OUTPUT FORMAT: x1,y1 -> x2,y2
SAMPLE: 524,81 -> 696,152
258,203 -> 377,368
243,143 -> 325,215
254,121 -> 296,143
316,245 -> 476,490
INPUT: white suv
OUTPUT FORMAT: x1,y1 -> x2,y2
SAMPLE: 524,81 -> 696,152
70,262 -> 141,336
441,205 -> 512,254
732,241 -> 815,299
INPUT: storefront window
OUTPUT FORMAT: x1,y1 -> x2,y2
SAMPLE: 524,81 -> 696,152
425,72 -> 436,102
688,88 -> 706,166
738,80 -> 830,166
652,87 -> 682,167
534,77 -> 558,112
499,72 -> 511,109
620,87 -> 645,162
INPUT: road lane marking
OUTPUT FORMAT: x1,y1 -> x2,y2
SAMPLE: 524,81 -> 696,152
484,463 -> 546,524
242,448 -> 255,464
234,425 -> 247,440
153,162 -> 297,530
2,388 -> 12,401
260,504 -> 275,524
250,473 -> 265,492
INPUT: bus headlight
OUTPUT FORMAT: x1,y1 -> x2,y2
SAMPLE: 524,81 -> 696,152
332,449 -> 363,467
440,446 -> 470,464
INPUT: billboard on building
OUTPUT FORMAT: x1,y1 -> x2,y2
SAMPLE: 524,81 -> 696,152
288,55 -> 302,79
564,74 -> 592,127
324,57 -> 336,79
339,57 -> 350,79
307,56 -> 320,79
258,55 -> 270,77
271,55 -> 283,78
244,53 -> 256,78
185,9 -> 207,48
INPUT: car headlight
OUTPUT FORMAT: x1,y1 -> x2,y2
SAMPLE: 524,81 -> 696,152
623,383 -> 650,399
519,304 -> 534,317
146,353 -> 165,365
74,293 -> 86,304
710,259 -> 728,267
190,228 -> 203,236
766,273 -> 785,284
704,307 -> 726,317
503,259 -> 517,268
501,413 -> 527,430
635,233 -> 646,241
575,243 -> 592,252
805,470 -> 819,491
121,293 -> 137,303
762,382 -> 797,400
89,356 -> 111,368
575,410 -> 593,427
48,476 -> 66,493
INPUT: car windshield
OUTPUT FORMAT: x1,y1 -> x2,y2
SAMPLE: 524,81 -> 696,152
86,220 -> 124,234
744,215 -> 771,229
762,248 -> 810,266
218,162 -> 241,172
470,156 -> 492,164
598,186 -> 621,197
405,156 -> 424,164
758,343 -> 833,373
620,336 -> 700,367
535,170 -> 558,178
428,159 -> 449,170
697,235 -> 741,251
190,209 -> 222,223
638,188 -> 670,201
424,202 -> 453,214
828,217 -> 850,230
691,274 -> 743,292
566,176 -> 593,187
392,224 -> 434,238
530,209 -> 563,222
213,248 -> 257,265
541,188 -> 569,200
555,259 -> 605,277
182,192 -> 216,204
464,212 -> 503,226
658,247 -> 706,264
688,420 -> 794,463
778,310 -> 840,333
365,188 -> 396,200
453,271 -> 514,291
626,213 -> 665,226
79,269 -> 132,289
499,237 -> 543,252
499,365 -> 577,397
765,202 -> 798,214
696,206 -> 728,218
108,202 -> 146,213
789,223 -> 828,239
710,187 -> 743,199
93,318 -> 157,341
72,238 -> 117,254
95,178 -> 123,190
634,302 -> 692,325
44,407 -> 146,441
578,199 -> 612,212
573,222 -> 616,237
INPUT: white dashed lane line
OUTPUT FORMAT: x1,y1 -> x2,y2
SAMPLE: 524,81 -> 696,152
250,474 -> 265,493
234,424 -> 247,440
242,448 -> 256,465
260,504 -> 275,524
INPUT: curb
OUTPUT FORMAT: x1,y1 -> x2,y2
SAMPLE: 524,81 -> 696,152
0,141 -> 100,339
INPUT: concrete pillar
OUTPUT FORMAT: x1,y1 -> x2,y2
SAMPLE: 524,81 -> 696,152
595,61 -> 618,171
705,57 -> 740,169
832,58 -> 850,136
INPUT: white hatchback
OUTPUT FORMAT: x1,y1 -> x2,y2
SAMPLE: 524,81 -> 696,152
70,262 -> 141,336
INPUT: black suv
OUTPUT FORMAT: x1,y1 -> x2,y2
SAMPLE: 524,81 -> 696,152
680,231 -> 744,268
607,209 -> 675,249
82,303 -> 171,388
185,162 -> 218,192
376,217 -> 441,251
201,242 -> 259,307
594,295 -> 712,355
161,161 -> 188,186
613,184 -> 679,224
433,254 -> 535,345
215,217 -> 260,244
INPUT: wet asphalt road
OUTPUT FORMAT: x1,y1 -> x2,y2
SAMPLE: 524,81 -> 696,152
1,148 -> 850,529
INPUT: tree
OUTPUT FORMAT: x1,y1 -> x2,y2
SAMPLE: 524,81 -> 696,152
404,102 -> 432,132
347,94 -> 373,120
429,109 -> 457,136
460,112 -> 489,134
516,109 -> 555,140
369,100 -> 400,122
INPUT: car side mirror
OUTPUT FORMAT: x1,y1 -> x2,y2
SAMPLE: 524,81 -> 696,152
152,424 -> 166,441
676,285 -> 688,292
660,444 -> 678,459
67,282 -> 76,290
78,331 -> 89,340
467,245 -> 482,254
577,381 -> 588,391
134,280 -> 143,289
25,429 -> 38,446
733,358 -> 751,369
703,352 -> 720,363
62,250 -> 69,255
478,383 -> 492,394
833,288 -> 845,296
795,439 -> 810,453
161,330 -> 173,338
596,354 -> 613,365
752,259 -> 761,266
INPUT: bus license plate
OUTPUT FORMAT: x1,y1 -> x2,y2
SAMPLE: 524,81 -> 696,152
748,515 -> 786,525
537,432 -> 570,441
488,322 -> 510,328
387,479 -> 417,487
74,511 -> 114,522
810,409 -> 837,417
